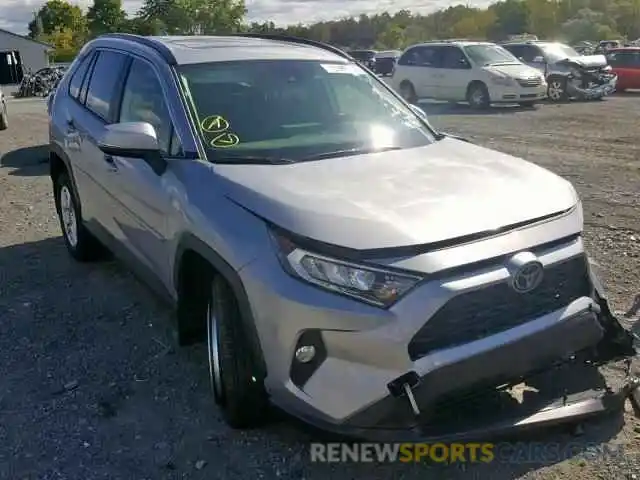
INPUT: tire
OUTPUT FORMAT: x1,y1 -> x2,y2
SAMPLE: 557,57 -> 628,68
399,81 -> 418,104
518,101 -> 537,108
466,82 -> 490,109
547,77 -> 568,102
53,171 -> 106,262
206,275 -> 268,428
0,103 -> 8,131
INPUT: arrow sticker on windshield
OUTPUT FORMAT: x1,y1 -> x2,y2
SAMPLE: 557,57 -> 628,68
201,115 -> 229,133
211,132 -> 239,148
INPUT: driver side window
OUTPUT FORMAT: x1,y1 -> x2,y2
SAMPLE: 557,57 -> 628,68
118,58 -> 181,155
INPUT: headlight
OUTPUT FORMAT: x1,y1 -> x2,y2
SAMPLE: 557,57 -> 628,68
271,231 -> 423,307
488,72 -> 516,86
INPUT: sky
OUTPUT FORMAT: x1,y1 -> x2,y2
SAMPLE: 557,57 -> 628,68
1,0 -> 485,36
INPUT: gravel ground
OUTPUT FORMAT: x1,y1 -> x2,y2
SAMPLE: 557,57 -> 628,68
0,95 -> 639,480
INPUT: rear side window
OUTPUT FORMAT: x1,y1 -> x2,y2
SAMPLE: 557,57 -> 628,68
398,46 -> 440,67
398,47 -> 421,66
68,53 -> 94,100
85,50 -> 128,121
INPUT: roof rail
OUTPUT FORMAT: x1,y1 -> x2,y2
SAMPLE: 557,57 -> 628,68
99,33 -> 177,64
232,33 -> 351,60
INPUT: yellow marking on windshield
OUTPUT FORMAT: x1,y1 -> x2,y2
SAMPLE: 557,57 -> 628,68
211,132 -> 240,148
201,115 -> 229,133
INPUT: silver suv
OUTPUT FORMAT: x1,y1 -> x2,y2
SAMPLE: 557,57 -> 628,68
48,33 -> 635,439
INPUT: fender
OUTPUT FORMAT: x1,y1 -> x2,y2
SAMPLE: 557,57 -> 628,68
49,142 -> 84,212
173,232 -> 267,379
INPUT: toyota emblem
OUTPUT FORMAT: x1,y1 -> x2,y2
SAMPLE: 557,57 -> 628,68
511,261 -> 544,293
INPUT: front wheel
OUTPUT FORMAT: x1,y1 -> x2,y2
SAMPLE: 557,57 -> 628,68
547,78 -> 568,102
467,83 -> 490,109
206,275 -> 269,428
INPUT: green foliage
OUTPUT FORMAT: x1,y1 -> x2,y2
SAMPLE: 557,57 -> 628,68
28,0 -> 86,41
138,0 -> 247,34
26,0 -> 640,62
87,0 -> 127,37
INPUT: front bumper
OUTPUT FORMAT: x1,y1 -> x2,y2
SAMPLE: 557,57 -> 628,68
241,228 -> 636,440
567,75 -> 618,99
488,82 -> 547,103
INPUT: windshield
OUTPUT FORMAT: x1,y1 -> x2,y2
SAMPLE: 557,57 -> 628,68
539,43 -> 579,62
463,44 -> 520,65
178,59 -> 436,163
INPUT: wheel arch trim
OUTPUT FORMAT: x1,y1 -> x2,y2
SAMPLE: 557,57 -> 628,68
173,232 -> 267,379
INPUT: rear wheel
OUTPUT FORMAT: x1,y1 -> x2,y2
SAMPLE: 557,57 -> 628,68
206,275 -> 269,428
467,82 -> 490,110
399,81 -> 418,104
53,171 -> 106,262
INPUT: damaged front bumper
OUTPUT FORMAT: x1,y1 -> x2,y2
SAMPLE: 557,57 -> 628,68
567,75 -> 618,100
301,297 -> 638,442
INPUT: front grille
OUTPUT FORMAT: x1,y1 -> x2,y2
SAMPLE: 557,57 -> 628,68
517,77 -> 543,87
407,255 -> 591,360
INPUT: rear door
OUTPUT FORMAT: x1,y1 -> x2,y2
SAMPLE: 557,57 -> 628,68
394,46 -> 440,98
77,49 -> 131,237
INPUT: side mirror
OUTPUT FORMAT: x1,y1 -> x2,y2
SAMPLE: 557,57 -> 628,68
98,122 -> 160,158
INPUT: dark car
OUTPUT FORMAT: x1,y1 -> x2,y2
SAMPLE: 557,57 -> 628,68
348,49 -> 377,70
375,50 -> 401,76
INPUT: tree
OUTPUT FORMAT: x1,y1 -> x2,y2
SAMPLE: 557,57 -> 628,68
28,0 -> 86,40
488,0 -> 532,38
45,26 -> 77,62
561,8 -> 619,42
87,0 -> 127,37
139,0 -> 247,35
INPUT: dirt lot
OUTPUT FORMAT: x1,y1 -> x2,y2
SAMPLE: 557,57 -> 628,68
0,95 -> 639,480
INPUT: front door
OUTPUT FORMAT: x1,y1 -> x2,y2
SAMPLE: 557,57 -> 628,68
101,57 -> 182,285
433,46 -> 474,101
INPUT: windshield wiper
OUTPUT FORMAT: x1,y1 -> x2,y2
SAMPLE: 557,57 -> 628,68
300,146 -> 403,161
212,155 -> 294,165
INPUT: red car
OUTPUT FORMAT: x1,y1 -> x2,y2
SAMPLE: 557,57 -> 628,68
606,47 -> 640,91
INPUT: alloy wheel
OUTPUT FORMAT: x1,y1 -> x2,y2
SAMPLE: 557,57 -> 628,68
59,185 -> 78,247
207,291 -> 224,404
548,81 -> 564,101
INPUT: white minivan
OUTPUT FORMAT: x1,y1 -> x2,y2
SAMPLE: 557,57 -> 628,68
390,40 -> 547,108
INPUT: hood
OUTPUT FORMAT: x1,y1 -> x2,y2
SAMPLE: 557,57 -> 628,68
484,63 -> 542,79
556,54 -> 608,69
214,138 -> 578,250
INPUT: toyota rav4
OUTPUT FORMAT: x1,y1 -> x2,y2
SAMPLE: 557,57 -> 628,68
48,33 -> 636,440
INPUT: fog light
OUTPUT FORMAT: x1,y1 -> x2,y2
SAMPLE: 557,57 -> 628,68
295,345 -> 316,363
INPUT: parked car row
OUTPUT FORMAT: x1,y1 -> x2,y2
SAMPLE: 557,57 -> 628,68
384,39 -> 622,109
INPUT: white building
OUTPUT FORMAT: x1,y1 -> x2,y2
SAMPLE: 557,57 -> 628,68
0,28 -> 53,84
